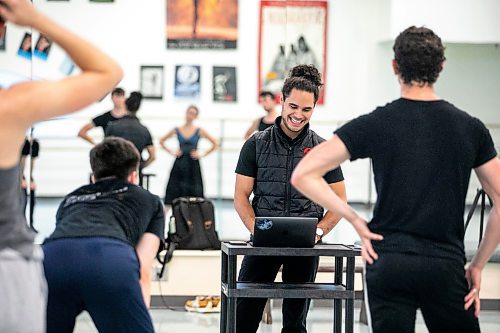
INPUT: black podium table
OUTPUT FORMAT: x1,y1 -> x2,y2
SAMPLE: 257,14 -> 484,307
220,242 -> 362,333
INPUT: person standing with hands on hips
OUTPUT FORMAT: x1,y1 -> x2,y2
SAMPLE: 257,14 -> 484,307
234,64 -> 346,333
292,26 -> 500,333
0,0 -> 122,332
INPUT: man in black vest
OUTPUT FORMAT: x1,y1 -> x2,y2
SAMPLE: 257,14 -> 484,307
234,65 -> 346,333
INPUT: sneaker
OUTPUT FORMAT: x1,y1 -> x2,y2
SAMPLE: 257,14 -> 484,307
185,296 -> 221,313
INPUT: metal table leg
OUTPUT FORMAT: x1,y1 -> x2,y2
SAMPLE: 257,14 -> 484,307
334,257 -> 344,333
220,251 -> 228,333
227,255 -> 237,332
345,257 -> 355,333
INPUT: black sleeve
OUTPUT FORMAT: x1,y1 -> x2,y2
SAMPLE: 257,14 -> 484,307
335,112 -> 378,161
21,139 -> 30,156
235,137 -> 257,178
472,119 -> 497,168
31,140 -> 40,158
145,196 -> 166,241
324,166 -> 344,184
92,112 -> 109,128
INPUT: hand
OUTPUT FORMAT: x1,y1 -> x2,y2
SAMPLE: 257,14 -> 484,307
465,264 -> 481,317
30,180 -> 36,191
0,0 -> 39,26
21,178 -> 27,189
351,217 -> 383,264
174,149 -> 182,157
190,150 -> 202,160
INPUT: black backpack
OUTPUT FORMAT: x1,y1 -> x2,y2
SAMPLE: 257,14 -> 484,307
157,197 -> 220,278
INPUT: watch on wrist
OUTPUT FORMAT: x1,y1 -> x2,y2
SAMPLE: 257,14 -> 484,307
316,227 -> 324,239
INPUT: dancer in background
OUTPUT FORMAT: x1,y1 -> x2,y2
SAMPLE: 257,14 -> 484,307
244,91 -> 280,140
160,105 -> 218,209
20,137 -> 40,232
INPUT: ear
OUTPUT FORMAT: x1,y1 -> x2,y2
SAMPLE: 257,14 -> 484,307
438,61 -> 444,73
127,170 -> 139,185
391,59 -> 399,75
90,174 -> 96,184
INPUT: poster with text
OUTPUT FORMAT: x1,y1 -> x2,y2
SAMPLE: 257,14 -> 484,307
166,0 -> 238,49
213,66 -> 237,102
174,65 -> 201,98
259,0 -> 328,104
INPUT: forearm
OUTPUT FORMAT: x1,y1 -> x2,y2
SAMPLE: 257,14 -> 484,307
78,132 -> 95,145
234,195 -> 255,234
142,156 -> 154,169
139,271 -> 152,308
202,144 -> 218,157
318,210 -> 343,236
470,206 -> 500,270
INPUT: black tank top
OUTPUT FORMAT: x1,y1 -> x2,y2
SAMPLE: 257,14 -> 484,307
0,165 -> 35,258
258,117 -> 273,132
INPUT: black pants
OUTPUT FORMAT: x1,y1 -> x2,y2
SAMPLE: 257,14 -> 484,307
365,252 -> 480,333
236,255 -> 319,333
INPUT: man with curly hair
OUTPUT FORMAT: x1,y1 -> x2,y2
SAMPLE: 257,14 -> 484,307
292,26 -> 499,333
234,64 -> 346,333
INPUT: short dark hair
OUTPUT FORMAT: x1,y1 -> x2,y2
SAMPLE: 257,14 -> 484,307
90,137 -> 140,181
259,91 -> 275,100
112,87 -> 125,96
393,26 -> 445,85
125,91 -> 143,113
282,64 -> 323,104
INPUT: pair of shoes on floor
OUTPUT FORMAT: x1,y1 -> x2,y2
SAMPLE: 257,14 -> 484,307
185,296 -> 221,313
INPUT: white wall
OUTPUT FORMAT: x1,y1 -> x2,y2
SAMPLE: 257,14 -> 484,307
0,0 -> 498,203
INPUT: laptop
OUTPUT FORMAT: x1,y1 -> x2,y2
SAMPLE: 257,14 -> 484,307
252,216 -> 318,248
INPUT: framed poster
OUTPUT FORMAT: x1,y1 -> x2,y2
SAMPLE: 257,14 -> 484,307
0,24 -> 6,51
174,65 -> 201,98
259,0 -> 328,104
140,66 -> 164,100
33,34 -> 53,60
166,0 -> 238,49
17,32 -> 32,60
213,66 -> 237,102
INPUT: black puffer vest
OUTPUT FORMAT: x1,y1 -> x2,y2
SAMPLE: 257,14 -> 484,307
252,117 -> 325,220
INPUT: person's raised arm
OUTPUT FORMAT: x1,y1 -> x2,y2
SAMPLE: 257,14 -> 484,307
199,128 -> 218,158
465,157 -> 500,317
135,232 -> 160,308
244,118 -> 259,140
0,0 -> 123,124
159,128 -> 179,157
291,135 -> 383,263
77,122 -> 97,145
317,181 -> 347,241
234,174 -> 256,234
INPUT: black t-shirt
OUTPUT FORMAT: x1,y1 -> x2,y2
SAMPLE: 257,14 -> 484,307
21,139 -> 39,158
236,134 -> 344,184
105,115 -> 153,155
335,98 -> 497,262
47,178 -> 165,247
92,111 -> 120,132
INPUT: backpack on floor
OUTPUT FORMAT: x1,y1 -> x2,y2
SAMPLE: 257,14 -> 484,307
157,197 -> 220,278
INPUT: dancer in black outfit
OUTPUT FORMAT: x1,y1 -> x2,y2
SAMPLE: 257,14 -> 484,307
244,91 -> 280,139
293,26 -> 500,333
160,105 -> 218,207
20,137 -> 39,232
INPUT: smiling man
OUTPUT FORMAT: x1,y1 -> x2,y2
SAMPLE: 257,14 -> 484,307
233,64 -> 346,333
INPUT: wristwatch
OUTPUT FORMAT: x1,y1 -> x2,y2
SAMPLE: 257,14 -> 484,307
316,227 -> 324,239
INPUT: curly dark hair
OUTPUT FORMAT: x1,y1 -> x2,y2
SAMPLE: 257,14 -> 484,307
282,64 -> 323,104
393,26 -> 445,85
125,91 -> 143,113
90,137 -> 140,181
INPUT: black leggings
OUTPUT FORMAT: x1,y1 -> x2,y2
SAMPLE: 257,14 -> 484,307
365,252 -> 480,333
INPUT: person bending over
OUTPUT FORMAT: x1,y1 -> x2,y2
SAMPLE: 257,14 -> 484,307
0,1 -> 122,332
292,26 -> 500,333
43,137 -> 164,333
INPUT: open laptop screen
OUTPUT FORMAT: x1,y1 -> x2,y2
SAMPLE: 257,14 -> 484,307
252,217 -> 318,248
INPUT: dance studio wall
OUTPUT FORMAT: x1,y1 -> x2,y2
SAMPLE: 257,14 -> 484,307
0,0 -> 498,202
